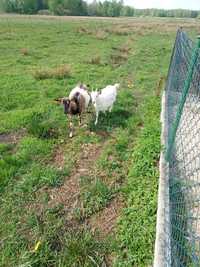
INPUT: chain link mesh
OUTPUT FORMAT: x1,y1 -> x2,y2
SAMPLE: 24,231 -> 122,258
165,29 -> 200,266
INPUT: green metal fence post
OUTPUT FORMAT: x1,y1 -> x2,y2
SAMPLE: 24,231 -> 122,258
166,35 -> 200,161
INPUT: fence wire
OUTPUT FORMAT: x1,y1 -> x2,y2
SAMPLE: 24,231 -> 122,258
165,29 -> 200,266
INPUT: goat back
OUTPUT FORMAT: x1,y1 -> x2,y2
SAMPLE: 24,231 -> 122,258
69,86 -> 90,108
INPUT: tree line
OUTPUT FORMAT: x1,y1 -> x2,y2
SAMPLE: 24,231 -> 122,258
0,0 -> 199,18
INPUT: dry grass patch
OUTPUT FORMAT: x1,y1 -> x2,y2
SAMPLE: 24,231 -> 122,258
118,44 -> 131,54
105,26 -> 130,36
33,64 -> 71,80
77,27 -> 108,41
20,48 -> 29,56
77,26 -> 91,35
110,42 -> 132,67
87,55 -> 102,65
155,76 -> 166,97
112,43 -> 132,54
110,53 -> 128,66
95,30 -> 108,40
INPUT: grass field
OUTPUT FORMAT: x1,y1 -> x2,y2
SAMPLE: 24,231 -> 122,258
0,15 -> 199,267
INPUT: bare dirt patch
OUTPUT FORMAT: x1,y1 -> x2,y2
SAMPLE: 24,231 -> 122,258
95,130 -> 110,139
0,129 -> 26,144
88,195 -> 124,237
47,142 -> 104,218
52,147 -> 65,169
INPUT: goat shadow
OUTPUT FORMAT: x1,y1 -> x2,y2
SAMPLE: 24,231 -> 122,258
88,107 -> 132,134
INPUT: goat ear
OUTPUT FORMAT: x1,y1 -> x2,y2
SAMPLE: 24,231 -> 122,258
80,83 -> 88,90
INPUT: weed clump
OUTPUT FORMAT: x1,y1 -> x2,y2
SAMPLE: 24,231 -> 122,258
16,163 -> 64,193
80,179 -> 113,218
57,228 -> 112,266
27,109 -> 60,139
20,224 -> 112,267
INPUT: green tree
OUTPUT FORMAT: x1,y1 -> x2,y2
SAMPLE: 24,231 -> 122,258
36,0 -> 48,10
0,0 -> 49,13
101,1 -> 110,16
22,0 -> 38,14
48,0 -> 65,15
65,0 -> 87,15
48,0 -> 88,15
87,0 -> 98,16
0,0 -> 19,12
121,5 -> 134,16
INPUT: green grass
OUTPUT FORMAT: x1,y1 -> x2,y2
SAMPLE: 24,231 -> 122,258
80,178 -> 114,218
1,15 -> 199,267
115,97 -> 161,267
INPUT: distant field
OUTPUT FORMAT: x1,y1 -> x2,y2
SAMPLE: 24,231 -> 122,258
0,15 -> 199,267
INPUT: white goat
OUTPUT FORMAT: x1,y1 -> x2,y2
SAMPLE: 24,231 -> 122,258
91,83 -> 120,125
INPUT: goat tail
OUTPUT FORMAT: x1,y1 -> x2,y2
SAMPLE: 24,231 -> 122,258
114,83 -> 120,90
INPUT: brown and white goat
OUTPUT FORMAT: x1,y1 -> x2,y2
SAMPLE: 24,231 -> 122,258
55,84 -> 90,138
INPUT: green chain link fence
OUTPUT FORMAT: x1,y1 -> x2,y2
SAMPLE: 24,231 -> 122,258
164,29 -> 200,266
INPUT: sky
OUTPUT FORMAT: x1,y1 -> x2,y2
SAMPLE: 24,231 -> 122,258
86,0 -> 200,10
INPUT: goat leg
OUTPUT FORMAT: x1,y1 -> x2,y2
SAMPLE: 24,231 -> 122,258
95,111 -> 99,125
69,115 -> 73,138
78,114 -> 82,126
